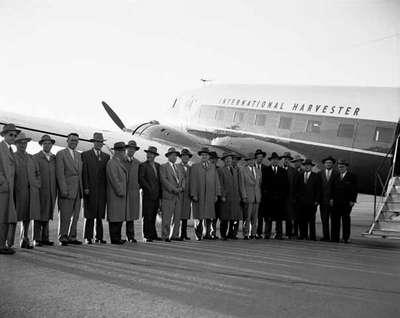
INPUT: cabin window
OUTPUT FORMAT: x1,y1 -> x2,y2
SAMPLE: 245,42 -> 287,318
306,120 -> 321,133
233,111 -> 244,123
255,114 -> 266,126
374,127 -> 394,143
215,109 -> 224,121
279,117 -> 292,130
337,123 -> 355,138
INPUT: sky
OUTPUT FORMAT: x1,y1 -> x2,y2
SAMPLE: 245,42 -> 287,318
0,0 -> 399,134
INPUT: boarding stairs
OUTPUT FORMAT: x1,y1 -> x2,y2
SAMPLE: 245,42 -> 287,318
363,133 -> 400,239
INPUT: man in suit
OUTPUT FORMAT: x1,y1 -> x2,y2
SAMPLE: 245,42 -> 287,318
106,142 -> 128,245
209,151 -> 221,239
178,149 -> 192,240
82,132 -> 110,244
291,155 -> 304,173
160,147 -> 185,242
0,123 -> 19,254
33,135 -> 57,247
228,154 -> 242,239
218,152 -> 242,240
240,152 -> 262,240
123,140 -> 141,243
262,152 -> 288,239
290,155 -> 304,237
318,156 -> 339,241
139,146 -> 161,242
330,159 -> 358,243
13,133 -> 41,249
190,147 -> 221,240
281,152 -> 298,239
296,159 -> 320,240
254,149 -> 267,239
56,133 -> 83,246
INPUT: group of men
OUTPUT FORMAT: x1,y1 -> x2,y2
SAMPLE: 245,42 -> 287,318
0,122 -> 358,255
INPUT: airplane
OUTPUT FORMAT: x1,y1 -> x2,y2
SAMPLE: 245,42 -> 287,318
1,83 -> 400,196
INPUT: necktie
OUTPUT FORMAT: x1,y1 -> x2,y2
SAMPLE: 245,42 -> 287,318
97,151 -> 101,161
304,172 -> 308,184
252,167 -> 256,178
326,170 -> 331,181
9,146 -> 13,154
274,167 -> 277,174
229,166 -> 233,175
172,163 -> 179,183
151,163 -> 157,177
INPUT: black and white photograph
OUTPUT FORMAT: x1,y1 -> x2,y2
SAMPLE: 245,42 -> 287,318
1,0 -> 400,317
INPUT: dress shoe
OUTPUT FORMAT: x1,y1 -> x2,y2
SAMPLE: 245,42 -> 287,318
255,235 -> 261,240
320,237 -> 330,242
171,237 -> 183,241
221,237 -> 228,241
68,240 -> 83,245
33,240 -> 42,247
85,239 -> 93,245
343,239 -> 351,244
95,239 -> 107,244
203,235 -> 212,240
111,239 -> 126,245
128,239 -> 137,243
143,237 -> 153,243
243,236 -> 249,240
153,237 -> 162,241
181,236 -> 191,241
195,236 -> 202,241
213,236 -> 220,240
264,235 -> 270,239
42,241 -> 54,246
0,248 -> 15,255
21,241 -> 34,249
59,241 -> 69,246
164,238 -> 171,242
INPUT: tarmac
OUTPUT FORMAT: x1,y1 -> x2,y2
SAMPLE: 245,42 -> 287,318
1,194 -> 400,318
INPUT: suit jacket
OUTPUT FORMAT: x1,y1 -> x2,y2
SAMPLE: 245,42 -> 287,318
177,163 -> 191,219
330,171 -> 358,205
261,165 -> 289,202
106,156 -> 128,222
56,148 -> 83,200
123,156 -> 141,221
160,162 -> 185,201
296,171 -> 321,207
34,151 -> 57,221
318,168 -> 339,205
0,141 -> 17,223
218,166 -> 242,220
240,165 -> 262,204
139,161 -> 161,201
82,149 -> 110,219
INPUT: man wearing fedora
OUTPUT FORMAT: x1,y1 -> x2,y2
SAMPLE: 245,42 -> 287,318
209,151 -> 221,239
123,140 -> 141,243
228,153 -> 242,239
12,132 -> 41,249
295,159 -> 320,240
82,132 -> 110,244
330,159 -> 358,243
281,152 -> 298,239
291,155 -> 304,173
318,156 -> 339,241
218,152 -> 242,240
261,152 -> 288,239
56,133 -> 83,246
190,147 -> 221,240
33,135 -> 57,246
254,149 -> 267,239
0,123 -> 19,254
139,146 -> 162,242
160,147 -> 185,242
240,152 -> 262,239
178,149 -> 192,240
106,142 -> 128,244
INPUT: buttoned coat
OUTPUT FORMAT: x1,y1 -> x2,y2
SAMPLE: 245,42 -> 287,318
34,151 -> 57,221
123,156 -> 141,221
106,156 -> 128,222
56,148 -> 83,200
139,161 -> 161,202
160,162 -> 185,201
14,151 -> 41,221
284,166 -> 299,219
330,172 -> 358,205
0,141 -> 17,223
177,163 -> 191,219
240,165 -> 262,204
296,171 -> 321,220
82,149 -> 110,219
319,169 -> 340,205
190,162 -> 221,219
218,166 -> 242,220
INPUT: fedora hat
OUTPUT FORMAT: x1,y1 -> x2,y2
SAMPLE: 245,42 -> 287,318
221,152 -> 234,160
1,123 -> 21,136
90,132 -> 106,143
232,153 -> 241,160
291,155 -> 304,163
38,134 -> 55,145
337,159 -> 349,166
127,140 -> 140,150
112,142 -> 127,151
15,132 -> 32,143
303,159 -> 315,166
179,148 -> 193,158
198,147 -> 210,156
165,147 -> 180,157
254,149 -> 266,158
322,155 -> 336,164
209,151 -> 219,159
144,146 -> 159,156
280,151 -> 293,160
268,152 -> 280,160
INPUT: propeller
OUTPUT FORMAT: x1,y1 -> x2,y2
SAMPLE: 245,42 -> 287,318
101,101 -> 131,132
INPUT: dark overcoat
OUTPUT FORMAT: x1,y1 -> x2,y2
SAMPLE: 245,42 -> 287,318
0,141 -> 17,223
330,172 -> 358,205
284,166 -> 299,220
106,156 -> 128,222
296,171 -> 320,220
218,166 -> 242,220
82,149 -> 110,219
123,156 -> 141,221
177,163 -> 191,220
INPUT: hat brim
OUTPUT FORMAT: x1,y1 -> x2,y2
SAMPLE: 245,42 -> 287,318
322,158 -> 336,164
90,139 -> 106,143
144,150 -> 159,156
179,153 -> 193,158
280,155 -> 293,160
198,151 -> 210,156
337,161 -> 349,166
127,146 -> 140,150
268,156 -> 280,160
15,138 -> 32,143
255,152 -> 266,157
303,162 -> 315,166
291,158 -> 304,163
1,128 -> 21,136
165,151 -> 180,157
39,139 -> 56,145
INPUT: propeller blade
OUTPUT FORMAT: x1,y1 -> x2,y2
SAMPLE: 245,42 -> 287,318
101,101 -> 127,131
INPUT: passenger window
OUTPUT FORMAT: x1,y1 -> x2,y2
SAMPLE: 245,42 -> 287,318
279,117 -> 292,130
337,123 -> 355,138
374,127 -> 394,143
215,109 -> 224,121
306,120 -> 321,133
233,111 -> 244,123
255,114 -> 266,126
